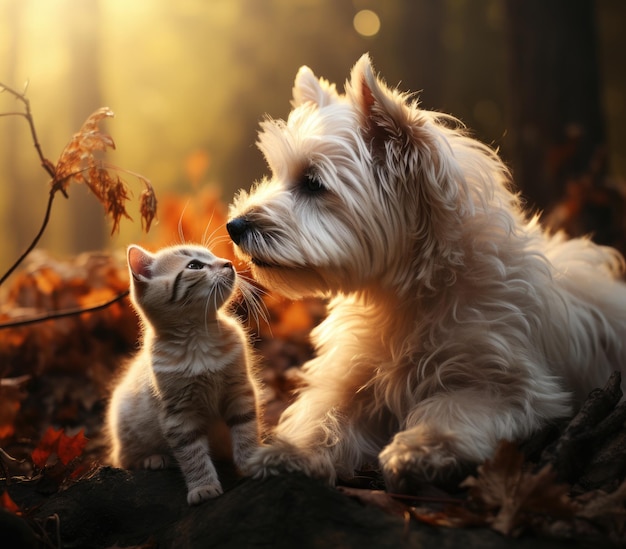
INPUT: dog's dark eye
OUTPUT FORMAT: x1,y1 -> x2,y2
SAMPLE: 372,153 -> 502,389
186,260 -> 204,270
302,171 -> 324,193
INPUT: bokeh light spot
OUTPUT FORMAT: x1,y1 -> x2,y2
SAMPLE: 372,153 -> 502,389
353,9 -> 380,38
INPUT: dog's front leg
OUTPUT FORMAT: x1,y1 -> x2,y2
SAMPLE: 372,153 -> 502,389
378,390 -> 543,492
245,388 -> 354,484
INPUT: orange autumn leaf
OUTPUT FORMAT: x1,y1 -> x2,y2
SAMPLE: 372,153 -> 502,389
31,427 -> 62,467
31,427 -> 88,468
0,377 -> 29,440
0,397 -> 19,439
57,429 -> 87,465
33,267 -> 62,297
184,149 -> 211,188
77,287 -> 117,308
1,491 -> 20,513
278,301 -> 315,335
0,425 -> 15,439
139,184 -> 158,232
53,108 -> 117,197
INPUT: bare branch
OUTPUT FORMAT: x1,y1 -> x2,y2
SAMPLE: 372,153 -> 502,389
0,82 -> 62,286
0,190 -> 55,285
0,289 -> 130,330
0,82 -> 56,179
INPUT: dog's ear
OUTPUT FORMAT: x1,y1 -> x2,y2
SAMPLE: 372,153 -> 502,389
349,54 -> 471,286
292,65 -> 339,108
348,54 -> 420,154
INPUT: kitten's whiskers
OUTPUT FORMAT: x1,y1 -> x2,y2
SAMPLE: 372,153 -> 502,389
201,210 -> 217,248
177,200 -> 191,244
237,277 -> 270,333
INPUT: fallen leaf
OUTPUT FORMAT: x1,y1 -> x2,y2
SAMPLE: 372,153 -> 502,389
338,486 -> 411,519
0,376 -> 29,439
31,427 -> 62,468
58,429 -> 88,465
31,427 -> 88,468
338,486 -> 480,529
462,441 -> 577,536
0,491 -> 20,513
577,480 -> 626,523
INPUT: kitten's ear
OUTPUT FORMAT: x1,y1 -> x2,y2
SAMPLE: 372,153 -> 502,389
127,245 -> 154,282
292,65 -> 338,108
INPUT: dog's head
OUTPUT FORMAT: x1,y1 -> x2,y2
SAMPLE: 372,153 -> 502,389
228,54 -> 512,299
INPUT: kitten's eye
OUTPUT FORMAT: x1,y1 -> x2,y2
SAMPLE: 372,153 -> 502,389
301,170 -> 324,193
186,260 -> 205,270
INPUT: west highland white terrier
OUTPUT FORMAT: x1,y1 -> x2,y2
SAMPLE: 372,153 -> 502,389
227,54 -> 626,490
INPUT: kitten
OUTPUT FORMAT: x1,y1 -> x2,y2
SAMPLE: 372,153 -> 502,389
106,244 -> 261,505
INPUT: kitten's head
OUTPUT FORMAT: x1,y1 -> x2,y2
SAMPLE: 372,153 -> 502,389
127,244 -> 236,326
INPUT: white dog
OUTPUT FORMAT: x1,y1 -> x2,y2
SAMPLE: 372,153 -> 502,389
227,54 -> 626,490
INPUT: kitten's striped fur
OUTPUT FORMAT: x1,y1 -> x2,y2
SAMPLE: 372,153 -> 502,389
106,244 -> 261,505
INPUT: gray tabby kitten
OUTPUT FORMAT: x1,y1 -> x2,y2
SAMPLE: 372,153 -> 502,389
106,244 -> 261,505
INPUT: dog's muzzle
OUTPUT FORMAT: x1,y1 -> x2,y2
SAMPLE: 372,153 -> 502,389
226,217 -> 250,245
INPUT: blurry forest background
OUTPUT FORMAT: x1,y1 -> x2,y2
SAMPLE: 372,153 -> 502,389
0,0 -> 625,262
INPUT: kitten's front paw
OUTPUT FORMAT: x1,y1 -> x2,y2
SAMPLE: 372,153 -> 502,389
187,482 -> 223,505
379,431 -> 466,493
143,454 -> 172,470
246,442 -> 336,483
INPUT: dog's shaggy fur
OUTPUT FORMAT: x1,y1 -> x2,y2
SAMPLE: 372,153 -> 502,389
227,54 -> 626,490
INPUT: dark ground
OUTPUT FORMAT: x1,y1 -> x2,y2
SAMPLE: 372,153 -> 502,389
2,468 -> 596,549
1,373 -> 625,549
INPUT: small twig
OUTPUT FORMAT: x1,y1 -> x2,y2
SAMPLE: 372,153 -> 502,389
37,513 -> 62,549
0,82 -> 56,179
0,82 -> 62,287
0,289 -> 130,330
0,190 -> 56,286
387,491 -> 467,507
0,448 -> 22,463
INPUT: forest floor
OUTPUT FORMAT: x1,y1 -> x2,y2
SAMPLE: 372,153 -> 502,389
1,241 -> 625,548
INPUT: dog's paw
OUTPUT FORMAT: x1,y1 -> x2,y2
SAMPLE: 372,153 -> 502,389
379,431 -> 468,493
245,442 -> 336,483
143,454 -> 172,470
187,482 -> 223,505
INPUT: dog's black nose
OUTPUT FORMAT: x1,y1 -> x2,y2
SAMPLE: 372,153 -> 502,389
226,217 -> 250,245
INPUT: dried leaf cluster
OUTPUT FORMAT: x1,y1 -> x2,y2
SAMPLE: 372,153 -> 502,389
0,84 -> 158,291
52,107 -> 157,234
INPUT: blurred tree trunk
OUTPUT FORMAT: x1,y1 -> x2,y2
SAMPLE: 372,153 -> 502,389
397,0 -> 445,111
505,0 -> 606,211
66,0 -> 106,251
375,0 -> 445,112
